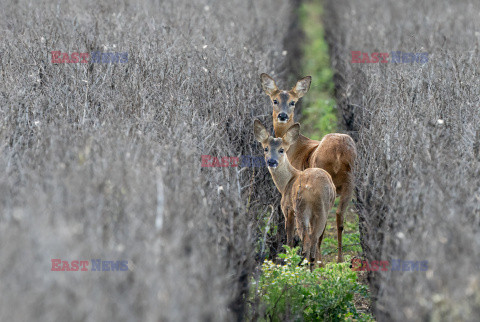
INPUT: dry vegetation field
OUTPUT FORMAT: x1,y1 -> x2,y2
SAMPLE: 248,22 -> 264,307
324,0 -> 480,320
0,0 -> 296,320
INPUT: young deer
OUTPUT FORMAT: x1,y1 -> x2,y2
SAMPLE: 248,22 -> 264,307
260,73 -> 357,262
254,120 -> 336,267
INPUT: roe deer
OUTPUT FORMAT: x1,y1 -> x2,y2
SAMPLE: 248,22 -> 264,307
260,73 -> 357,262
254,120 -> 336,267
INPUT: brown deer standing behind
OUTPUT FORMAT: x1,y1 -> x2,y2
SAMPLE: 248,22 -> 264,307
260,73 -> 357,263
254,120 -> 336,267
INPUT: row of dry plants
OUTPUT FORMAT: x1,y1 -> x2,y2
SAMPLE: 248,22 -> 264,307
324,0 -> 480,320
0,0 -> 302,320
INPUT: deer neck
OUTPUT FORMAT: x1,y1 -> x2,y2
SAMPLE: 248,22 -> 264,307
273,120 -> 295,138
268,158 -> 300,195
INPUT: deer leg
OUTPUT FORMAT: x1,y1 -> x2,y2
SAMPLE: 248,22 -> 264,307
286,209 -> 295,247
302,230 -> 311,268
309,231 -> 318,271
336,179 -> 354,263
311,210 -> 327,269
316,228 -> 326,268
335,210 -> 344,263
296,216 -> 310,265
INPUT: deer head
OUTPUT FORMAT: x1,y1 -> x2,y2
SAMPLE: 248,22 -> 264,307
260,73 -> 311,137
253,119 -> 300,169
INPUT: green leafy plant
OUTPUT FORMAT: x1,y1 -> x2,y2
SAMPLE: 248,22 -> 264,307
249,246 -> 374,321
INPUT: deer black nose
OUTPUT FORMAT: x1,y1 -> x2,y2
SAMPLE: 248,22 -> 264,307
278,113 -> 288,121
267,159 -> 278,168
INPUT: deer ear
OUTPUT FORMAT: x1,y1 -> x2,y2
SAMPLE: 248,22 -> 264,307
283,123 -> 300,146
253,119 -> 269,143
292,76 -> 311,98
260,73 -> 278,96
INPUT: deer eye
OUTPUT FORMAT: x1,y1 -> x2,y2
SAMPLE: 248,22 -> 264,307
279,148 -> 284,153
264,147 -> 269,152
273,100 -> 278,105
289,101 -> 295,106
